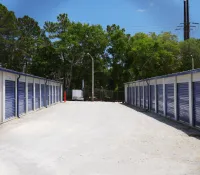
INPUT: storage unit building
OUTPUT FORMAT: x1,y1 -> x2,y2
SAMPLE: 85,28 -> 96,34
165,84 -> 175,119
56,86 -> 59,102
53,86 -> 56,104
193,82 -> 200,128
132,86 -> 135,106
0,67 -> 63,124
124,68 -> 200,130
144,86 -> 149,109
50,85 -> 52,104
177,83 -> 189,123
127,86 -> 130,104
129,86 -> 132,105
140,86 -> 143,108
28,83 -> 34,111
150,85 -> 155,111
41,84 -> 45,107
18,81 -> 26,115
46,85 -> 49,106
157,84 -> 164,115
5,80 -> 16,119
35,83 -> 40,109
59,85 -> 61,102
136,86 -> 139,106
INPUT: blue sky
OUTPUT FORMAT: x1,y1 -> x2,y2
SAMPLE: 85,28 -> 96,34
1,0 -> 200,39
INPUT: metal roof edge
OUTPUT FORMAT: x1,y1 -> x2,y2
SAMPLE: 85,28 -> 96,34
0,67 -> 62,84
124,68 -> 200,85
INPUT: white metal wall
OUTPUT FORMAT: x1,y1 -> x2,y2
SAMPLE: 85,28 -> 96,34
0,69 -> 63,124
124,71 -> 200,129
3,72 -> 17,122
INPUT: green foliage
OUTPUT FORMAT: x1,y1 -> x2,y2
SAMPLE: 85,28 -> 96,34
44,14 -> 108,89
0,4 -> 18,69
106,24 -> 130,90
1,3 -> 200,91
179,39 -> 200,71
127,32 -> 180,80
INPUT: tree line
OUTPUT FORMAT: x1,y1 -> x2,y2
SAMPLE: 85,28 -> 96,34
1,3 -> 200,91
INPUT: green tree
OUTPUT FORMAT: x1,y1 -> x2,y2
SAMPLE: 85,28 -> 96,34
106,24 -> 131,90
0,3 -> 18,69
16,15 -> 42,72
44,14 -> 108,89
179,38 -> 200,71
30,45 -> 61,79
2,2 -> 199,94
127,32 -> 180,80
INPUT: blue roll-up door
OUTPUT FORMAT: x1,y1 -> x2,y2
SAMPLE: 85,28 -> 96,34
193,82 -> 200,128
144,86 -> 149,109
150,85 -> 155,111
46,85 -> 49,106
50,85 -> 52,104
129,86 -> 131,104
130,87 -> 132,105
157,84 -> 163,115
135,86 -> 137,106
35,83 -> 40,109
136,86 -> 140,106
55,86 -> 57,102
57,86 -> 59,102
53,86 -> 55,103
127,87 -> 129,104
28,83 -> 33,111
60,86 -> 62,101
140,86 -> 143,107
41,84 -> 45,107
126,87 -> 129,103
59,86 -> 61,102
132,87 -> 135,105
5,80 -> 15,119
18,82 -> 26,115
177,83 -> 189,123
166,84 -> 174,118
52,86 -> 54,104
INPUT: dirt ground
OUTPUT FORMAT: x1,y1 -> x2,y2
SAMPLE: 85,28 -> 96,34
0,102 -> 200,175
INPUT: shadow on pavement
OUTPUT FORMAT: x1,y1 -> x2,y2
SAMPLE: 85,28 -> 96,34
121,103 -> 200,141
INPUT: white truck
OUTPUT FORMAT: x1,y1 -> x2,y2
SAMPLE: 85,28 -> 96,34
72,90 -> 84,101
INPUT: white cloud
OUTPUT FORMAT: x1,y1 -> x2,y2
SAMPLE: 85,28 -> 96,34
137,9 -> 146,13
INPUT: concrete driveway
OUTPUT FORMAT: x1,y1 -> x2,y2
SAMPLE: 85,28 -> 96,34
0,102 -> 200,175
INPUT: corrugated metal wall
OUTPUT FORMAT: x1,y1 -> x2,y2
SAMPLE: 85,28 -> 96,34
5,80 -> 15,119
124,69 -> 200,130
132,87 -> 135,106
0,68 -> 63,124
193,82 -> 200,128
140,86 -> 143,108
18,82 -> 26,115
177,83 -> 189,123
157,84 -> 163,115
165,84 -> 175,119
144,86 -> 149,109
150,85 -> 155,111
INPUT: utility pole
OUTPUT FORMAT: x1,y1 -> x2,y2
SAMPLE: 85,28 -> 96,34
186,0 -> 190,40
184,0 -> 190,40
87,53 -> 94,101
184,0 -> 187,40
176,0 -> 199,40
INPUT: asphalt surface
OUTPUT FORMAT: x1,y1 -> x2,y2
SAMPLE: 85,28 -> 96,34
0,102 -> 200,175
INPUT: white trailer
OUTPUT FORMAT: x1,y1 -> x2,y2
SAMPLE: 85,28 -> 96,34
72,90 -> 84,101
